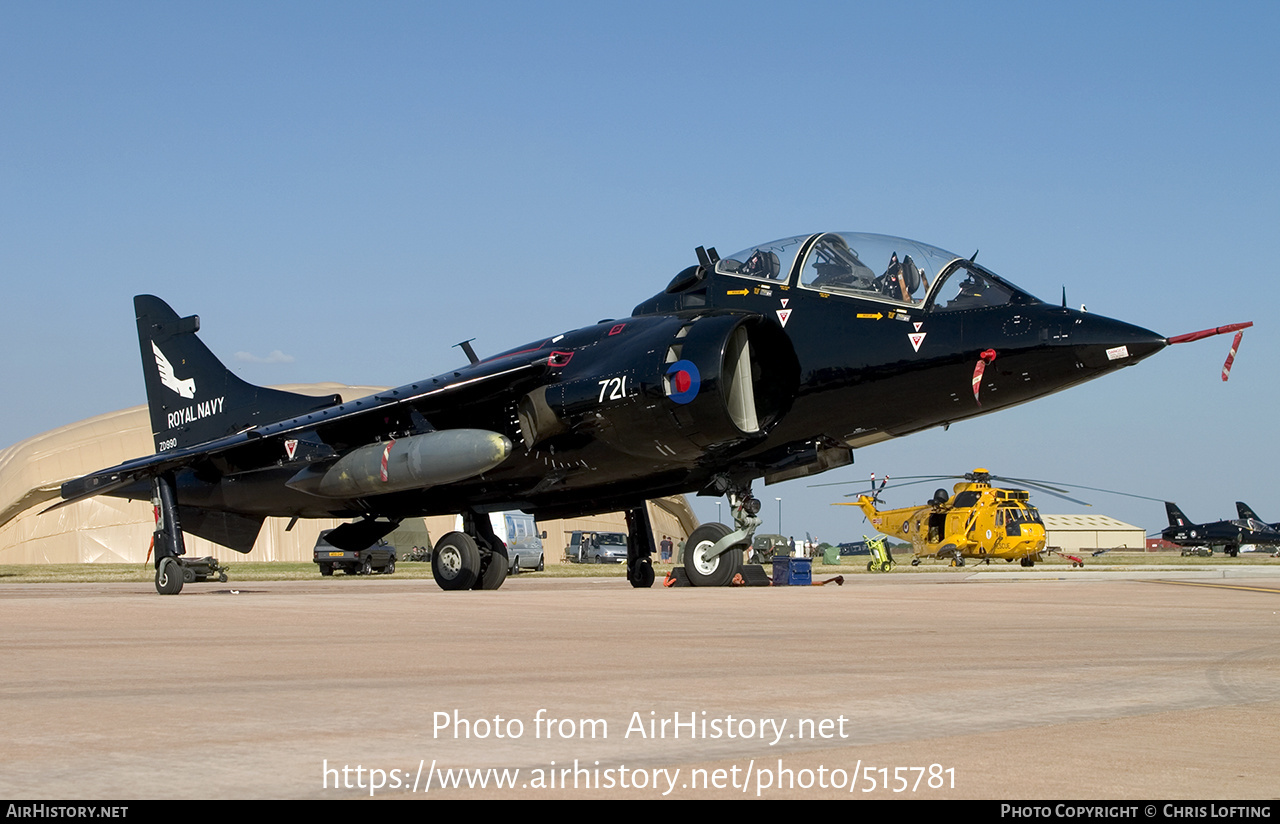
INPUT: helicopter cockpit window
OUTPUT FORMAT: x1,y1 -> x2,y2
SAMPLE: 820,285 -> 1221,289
716,234 -> 807,283
1004,506 -> 1043,525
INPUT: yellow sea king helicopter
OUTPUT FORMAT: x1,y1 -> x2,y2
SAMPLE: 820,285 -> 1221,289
829,469 -> 1086,567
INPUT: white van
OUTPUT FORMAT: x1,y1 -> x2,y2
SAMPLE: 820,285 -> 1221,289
453,512 -> 545,573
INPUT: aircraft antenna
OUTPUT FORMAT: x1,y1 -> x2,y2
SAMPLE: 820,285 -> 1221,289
454,339 -> 480,365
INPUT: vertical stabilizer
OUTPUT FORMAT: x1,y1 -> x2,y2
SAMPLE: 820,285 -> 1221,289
134,295 -> 340,452
1236,502 -> 1263,522
1165,502 -> 1191,528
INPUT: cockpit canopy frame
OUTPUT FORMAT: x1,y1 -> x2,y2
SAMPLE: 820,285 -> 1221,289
714,232 -> 1042,312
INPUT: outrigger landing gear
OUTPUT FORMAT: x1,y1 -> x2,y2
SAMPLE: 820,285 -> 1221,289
624,505 -> 656,588
150,475 -> 231,593
152,474 -> 186,595
683,486 -> 761,587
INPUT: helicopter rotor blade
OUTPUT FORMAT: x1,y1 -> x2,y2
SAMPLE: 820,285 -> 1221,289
998,476 -> 1166,503
997,479 -> 1093,507
841,476 -> 957,498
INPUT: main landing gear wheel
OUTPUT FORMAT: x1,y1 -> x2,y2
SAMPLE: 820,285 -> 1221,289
155,557 -> 183,595
684,522 -> 742,587
432,532 -> 481,591
474,544 -> 508,590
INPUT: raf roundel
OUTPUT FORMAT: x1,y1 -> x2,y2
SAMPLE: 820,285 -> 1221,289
665,359 -> 701,404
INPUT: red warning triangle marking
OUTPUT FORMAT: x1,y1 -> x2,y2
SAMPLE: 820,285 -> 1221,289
908,332 -> 926,352
777,309 -> 792,327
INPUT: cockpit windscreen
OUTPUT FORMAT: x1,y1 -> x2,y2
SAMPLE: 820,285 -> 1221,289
715,235 -> 808,282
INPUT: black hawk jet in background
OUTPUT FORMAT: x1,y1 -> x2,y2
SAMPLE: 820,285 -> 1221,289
50,231 -> 1248,592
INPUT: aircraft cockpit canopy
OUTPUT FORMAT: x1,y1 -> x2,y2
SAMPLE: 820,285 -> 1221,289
716,232 -> 1042,311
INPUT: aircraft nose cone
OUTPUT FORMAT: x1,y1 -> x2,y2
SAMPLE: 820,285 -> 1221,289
1071,314 -> 1166,369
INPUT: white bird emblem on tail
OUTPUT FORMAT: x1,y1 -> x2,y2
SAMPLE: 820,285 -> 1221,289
152,341 -> 196,398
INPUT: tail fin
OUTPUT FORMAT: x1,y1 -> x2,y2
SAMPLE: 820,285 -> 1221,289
1165,501 -> 1191,528
135,295 -> 341,452
1236,502 -> 1263,522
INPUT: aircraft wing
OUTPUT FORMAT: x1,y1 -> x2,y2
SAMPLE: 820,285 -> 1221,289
52,358 -> 546,511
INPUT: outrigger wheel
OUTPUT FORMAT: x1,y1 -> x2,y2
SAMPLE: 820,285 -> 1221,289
629,555 -> 655,588
155,556 -> 183,595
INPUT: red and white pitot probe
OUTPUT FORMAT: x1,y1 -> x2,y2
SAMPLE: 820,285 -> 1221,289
1166,322 -> 1252,382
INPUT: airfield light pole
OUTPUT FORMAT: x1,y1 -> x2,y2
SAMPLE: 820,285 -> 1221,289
776,497 -> 782,536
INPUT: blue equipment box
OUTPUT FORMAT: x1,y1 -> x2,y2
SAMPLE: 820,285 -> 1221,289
771,556 -> 812,586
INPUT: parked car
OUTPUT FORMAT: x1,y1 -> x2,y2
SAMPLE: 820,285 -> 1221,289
314,530 -> 397,575
749,533 -> 787,563
565,530 -> 628,564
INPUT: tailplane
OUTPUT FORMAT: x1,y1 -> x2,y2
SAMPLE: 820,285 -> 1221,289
135,295 -> 340,452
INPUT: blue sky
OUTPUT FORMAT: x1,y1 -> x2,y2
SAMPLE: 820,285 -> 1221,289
3,1 -> 1277,541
